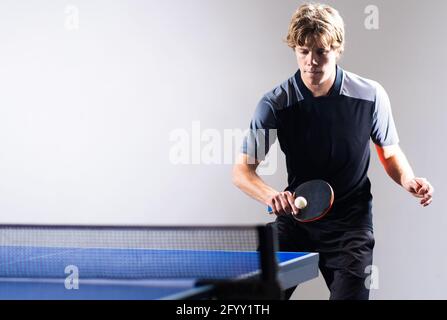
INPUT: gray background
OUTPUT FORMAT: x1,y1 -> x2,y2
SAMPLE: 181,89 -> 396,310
0,0 -> 445,299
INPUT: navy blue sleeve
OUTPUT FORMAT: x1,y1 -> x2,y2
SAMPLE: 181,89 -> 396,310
241,95 -> 278,162
371,83 -> 400,146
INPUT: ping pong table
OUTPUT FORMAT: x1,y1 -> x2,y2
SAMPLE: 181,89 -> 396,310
0,245 -> 319,300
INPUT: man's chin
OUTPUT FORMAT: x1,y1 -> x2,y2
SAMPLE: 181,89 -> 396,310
308,78 -> 324,86
304,74 -> 324,84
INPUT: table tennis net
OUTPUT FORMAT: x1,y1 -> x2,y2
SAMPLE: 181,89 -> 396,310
0,225 -> 272,281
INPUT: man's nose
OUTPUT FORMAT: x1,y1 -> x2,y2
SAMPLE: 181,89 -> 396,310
308,51 -> 319,65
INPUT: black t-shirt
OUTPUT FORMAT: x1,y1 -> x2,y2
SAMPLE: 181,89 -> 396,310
242,66 -> 399,231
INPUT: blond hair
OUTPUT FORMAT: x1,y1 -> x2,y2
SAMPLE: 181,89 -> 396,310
286,3 -> 345,54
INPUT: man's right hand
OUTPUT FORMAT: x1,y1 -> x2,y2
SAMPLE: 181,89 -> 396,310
267,191 -> 300,216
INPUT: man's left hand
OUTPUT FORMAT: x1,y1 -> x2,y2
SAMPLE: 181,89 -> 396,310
402,177 -> 434,207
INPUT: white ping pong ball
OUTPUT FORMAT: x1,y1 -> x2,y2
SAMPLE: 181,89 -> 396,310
295,196 -> 308,209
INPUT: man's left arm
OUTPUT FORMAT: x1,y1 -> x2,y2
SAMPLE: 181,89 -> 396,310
375,144 -> 434,207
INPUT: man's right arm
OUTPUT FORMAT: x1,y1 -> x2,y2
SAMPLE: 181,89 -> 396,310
232,153 -> 298,215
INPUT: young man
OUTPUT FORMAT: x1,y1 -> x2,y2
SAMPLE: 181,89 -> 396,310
232,3 -> 433,300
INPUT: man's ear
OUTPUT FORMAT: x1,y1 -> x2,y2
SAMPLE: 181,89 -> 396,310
335,49 -> 342,61
335,46 -> 344,60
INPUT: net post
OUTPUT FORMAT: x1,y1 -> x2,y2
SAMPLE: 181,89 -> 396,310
257,224 -> 278,283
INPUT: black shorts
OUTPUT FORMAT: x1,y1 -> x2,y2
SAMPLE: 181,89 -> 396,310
272,215 -> 375,300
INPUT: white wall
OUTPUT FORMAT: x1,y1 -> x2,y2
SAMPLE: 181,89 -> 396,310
0,0 -> 445,299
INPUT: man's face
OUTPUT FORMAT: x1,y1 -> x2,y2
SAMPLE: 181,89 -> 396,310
295,44 -> 339,86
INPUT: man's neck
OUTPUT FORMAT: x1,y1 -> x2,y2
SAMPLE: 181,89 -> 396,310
302,67 -> 337,97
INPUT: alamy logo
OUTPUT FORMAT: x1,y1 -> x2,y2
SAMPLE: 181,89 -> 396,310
64,265 -> 79,290
169,121 -> 279,175
365,265 -> 379,290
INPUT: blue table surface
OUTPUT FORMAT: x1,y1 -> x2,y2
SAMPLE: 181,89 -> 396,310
0,246 -> 314,300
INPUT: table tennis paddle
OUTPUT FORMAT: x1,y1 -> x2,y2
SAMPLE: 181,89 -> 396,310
267,179 -> 334,223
